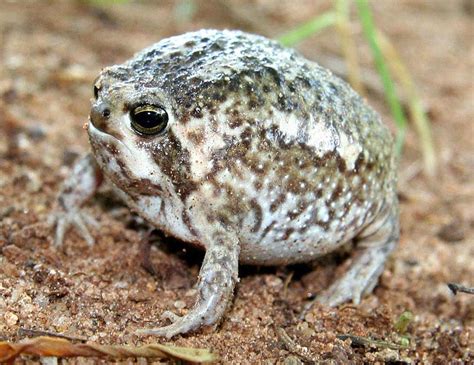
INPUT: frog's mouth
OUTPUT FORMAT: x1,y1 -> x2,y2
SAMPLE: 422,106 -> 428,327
88,118 -> 168,196
87,118 -> 126,146
87,119 -> 137,187
87,118 -> 131,155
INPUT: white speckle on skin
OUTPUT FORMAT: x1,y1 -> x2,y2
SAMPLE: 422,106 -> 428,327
137,196 -> 162,220
274,112 -> 300,142
318,205 -> 329,222
307,116 -> 337,154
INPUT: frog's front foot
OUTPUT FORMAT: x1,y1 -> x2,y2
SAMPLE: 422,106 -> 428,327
47,208 -> 99,247
138,228 -> 240,338
48,153 -> 103,246
137,305 -> 218,338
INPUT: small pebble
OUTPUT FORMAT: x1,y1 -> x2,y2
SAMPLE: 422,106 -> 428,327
174,300 -> 186,309
62,149 -> 80,166
5,311 -> 19,326
437,220 -> 466,243
128,289 -> 150,302
26,124 -> 47,141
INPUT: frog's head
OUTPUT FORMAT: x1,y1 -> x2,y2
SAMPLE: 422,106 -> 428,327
88,29 -> 280,203
88,65 -> 198,201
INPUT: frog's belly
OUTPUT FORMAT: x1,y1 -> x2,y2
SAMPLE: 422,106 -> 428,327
118,183 -> 381,266
236,197 -> 377,266
238,227 -> 355,265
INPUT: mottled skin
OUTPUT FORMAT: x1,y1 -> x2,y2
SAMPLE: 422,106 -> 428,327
50,29 -> 399,338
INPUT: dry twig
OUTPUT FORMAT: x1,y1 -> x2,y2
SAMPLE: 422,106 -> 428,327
337,334 -> 408,350
448,283 -> 474,295
276,327 -> 318,363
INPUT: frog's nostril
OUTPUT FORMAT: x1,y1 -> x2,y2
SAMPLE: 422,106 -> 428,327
90,103 -> 111,131
102,108 -> 111,118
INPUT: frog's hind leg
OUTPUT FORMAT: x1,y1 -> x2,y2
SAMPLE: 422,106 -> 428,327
315,200 -> 399,307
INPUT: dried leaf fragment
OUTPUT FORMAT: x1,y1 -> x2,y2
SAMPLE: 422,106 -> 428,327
0,336 -> 217,363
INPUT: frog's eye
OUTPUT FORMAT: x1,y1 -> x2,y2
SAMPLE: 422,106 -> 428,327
130,105 -> 169,136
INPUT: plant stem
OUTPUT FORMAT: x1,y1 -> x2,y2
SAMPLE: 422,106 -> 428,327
356,0 -> 408,154
336,0 -> 366,96
376,31 -> 437,176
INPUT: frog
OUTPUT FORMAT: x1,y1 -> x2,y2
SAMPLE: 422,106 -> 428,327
49,29 -> 399,338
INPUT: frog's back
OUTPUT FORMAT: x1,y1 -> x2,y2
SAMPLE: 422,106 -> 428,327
110,29 -> 396,264
120,29 -> 392,161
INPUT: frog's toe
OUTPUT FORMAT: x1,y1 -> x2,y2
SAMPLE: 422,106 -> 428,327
136,324 -> 182,339
71,212 -> 96,246
161,310 -> 182,322
82,213 -> 100,229
315,264 -> 381,307
49,210 -> 97,247
136,311 -> 204,338
316,280 -> 355,307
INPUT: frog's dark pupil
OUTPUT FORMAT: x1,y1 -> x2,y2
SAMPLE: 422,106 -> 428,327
136,111 -> 158,127
130,106 -> 168,136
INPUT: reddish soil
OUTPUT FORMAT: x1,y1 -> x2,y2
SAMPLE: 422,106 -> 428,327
0,0 -> 472,363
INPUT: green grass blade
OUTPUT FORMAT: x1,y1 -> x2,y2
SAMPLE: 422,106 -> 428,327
356,0 -> 408,154
278,11 -> 337,47
377,31 -> 437,176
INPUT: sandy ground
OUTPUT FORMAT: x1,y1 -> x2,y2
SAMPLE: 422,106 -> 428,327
0,0 -> 472,363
